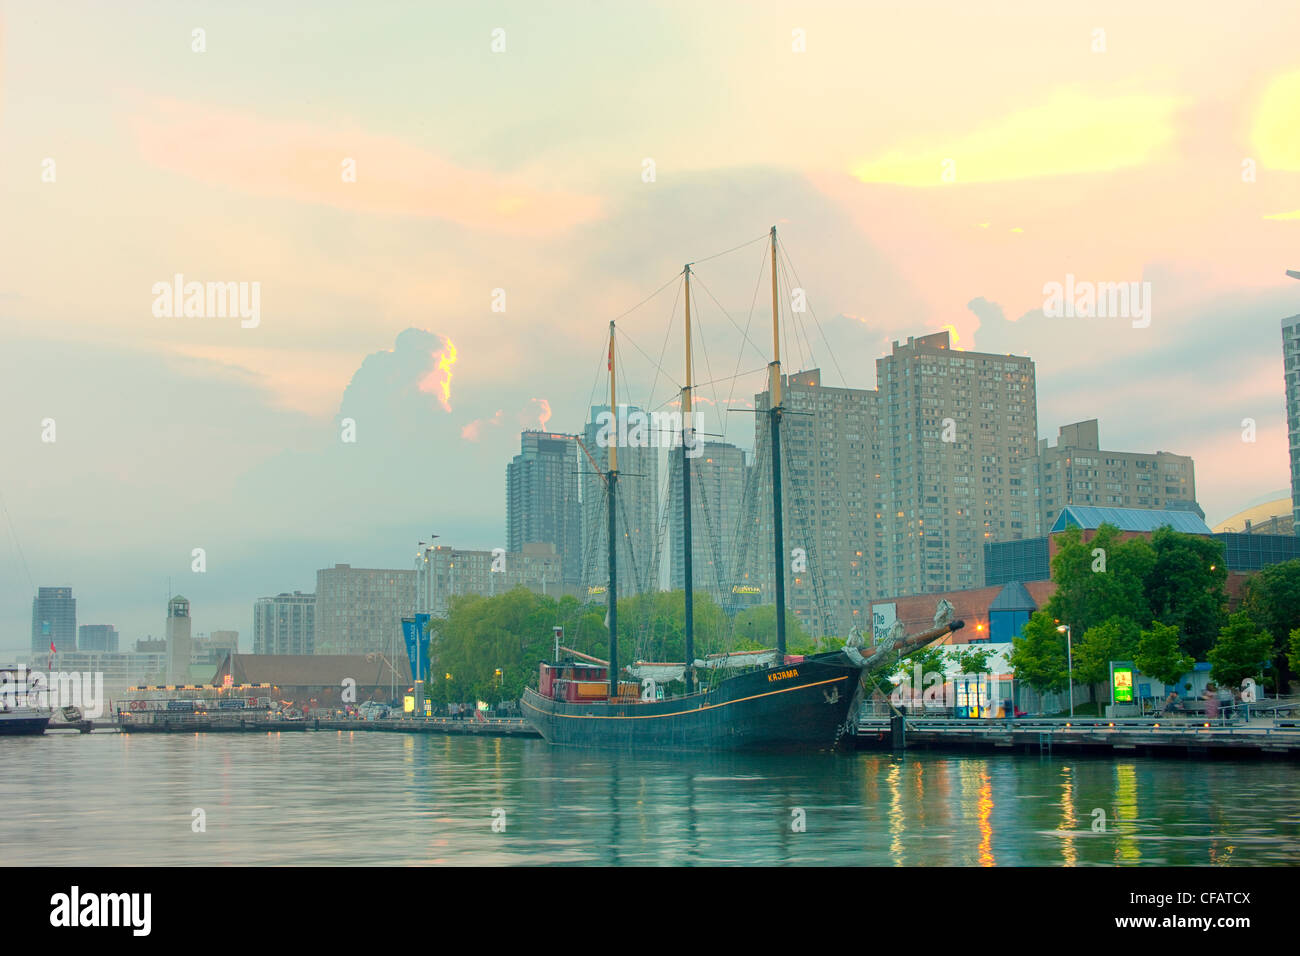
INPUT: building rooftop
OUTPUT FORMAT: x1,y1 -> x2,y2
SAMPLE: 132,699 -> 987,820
988,581 -> 1038,613
1049,505 -> 1212,535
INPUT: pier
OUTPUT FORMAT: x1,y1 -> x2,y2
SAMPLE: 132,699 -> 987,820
855,715 -> 1300,759
115,714 -> 541,737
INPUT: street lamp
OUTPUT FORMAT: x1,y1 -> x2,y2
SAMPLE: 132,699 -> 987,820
1057,624 -> 1074,718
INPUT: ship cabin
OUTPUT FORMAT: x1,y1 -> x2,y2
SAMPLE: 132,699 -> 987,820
538,662 -> 638,702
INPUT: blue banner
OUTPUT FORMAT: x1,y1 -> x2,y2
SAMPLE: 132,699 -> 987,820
401,613 -> 432,682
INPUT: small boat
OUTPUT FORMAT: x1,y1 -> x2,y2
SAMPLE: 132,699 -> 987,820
522,229 -> 964,751
0,666 -> 53,736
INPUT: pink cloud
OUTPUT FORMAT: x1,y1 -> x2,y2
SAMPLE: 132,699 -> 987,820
461,409 -> 504,442
130,98 -> 603,235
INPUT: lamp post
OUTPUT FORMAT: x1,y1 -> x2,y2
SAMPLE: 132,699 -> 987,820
1057,624 -> 1074,717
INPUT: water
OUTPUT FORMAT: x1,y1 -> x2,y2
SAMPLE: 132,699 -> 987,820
3,731 -> 1297,865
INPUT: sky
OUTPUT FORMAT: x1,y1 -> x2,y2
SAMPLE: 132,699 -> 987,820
2,0 -> 1299,652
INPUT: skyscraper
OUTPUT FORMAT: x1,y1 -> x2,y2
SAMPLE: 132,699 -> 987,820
581,406 -> 659,597
507,430 -> 582,589
745,369 -> 881,637
875,331 -> 1038,597
1283,313 -> 1300,531
253,591 -> 316,655
31,586 -> 76,653
669,440 -> 750,606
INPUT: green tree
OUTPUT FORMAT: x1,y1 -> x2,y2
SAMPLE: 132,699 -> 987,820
1242,559 -> 1300,691
1207,611 -> 1273,689
949,645 -> 991,676
1144,527 -> 1227,659
877,644 -> 949,699
1290,627 -> 1300,676
1073,617 -> 1140,705
1134,621 -> 1193,688
732,604 -> 813,652
1046,524 -> 1153,636
1009,610 -> 1069,694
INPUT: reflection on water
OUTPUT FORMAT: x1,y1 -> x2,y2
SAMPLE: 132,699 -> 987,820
2,732 -> 1297,865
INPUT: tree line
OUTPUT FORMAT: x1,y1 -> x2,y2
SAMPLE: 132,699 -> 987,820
1009,524 -> 1300,699
423,588 -> 826,705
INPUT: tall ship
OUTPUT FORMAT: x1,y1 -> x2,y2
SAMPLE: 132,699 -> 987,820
522,228 -> 964,751
0,666 -> 54,736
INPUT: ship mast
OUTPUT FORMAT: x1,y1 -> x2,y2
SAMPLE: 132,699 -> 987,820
606,321 -> 620,696
681,264 -> 696,693
768,226 -> 787,659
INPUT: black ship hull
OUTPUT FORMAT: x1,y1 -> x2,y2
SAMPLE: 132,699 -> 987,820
0,714 -> 51,736
521,651 -> 864,752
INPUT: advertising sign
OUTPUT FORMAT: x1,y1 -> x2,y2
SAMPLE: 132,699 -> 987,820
872,603 -> 897,643
401,613 -> 432,682
1112,666 -> 1134,703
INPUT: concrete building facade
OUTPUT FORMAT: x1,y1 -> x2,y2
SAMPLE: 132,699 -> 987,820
77,624 -> 119,653
253,591 -> 316,655
314,565 -> 416,656
417,542 -> 565,615
165,595 -> 192,686
1283,313 -> 1300,530
581,406 -> 659,598
745,369 -> 881,636
507,431 -> 582,589
31,586 -> 76,653
668,440 -> 750,606
876,331 -> 1039,599
1036,419 -> 1197,532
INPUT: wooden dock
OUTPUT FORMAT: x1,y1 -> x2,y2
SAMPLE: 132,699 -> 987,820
854,716 -> 1300,759
115,715 -> 541,738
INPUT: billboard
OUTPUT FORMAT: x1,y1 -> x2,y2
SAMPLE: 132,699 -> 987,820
872,603 -> 897,643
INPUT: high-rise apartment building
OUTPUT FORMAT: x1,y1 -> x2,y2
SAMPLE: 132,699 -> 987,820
77,624 -> 119,653
1283,314 -> 1300,530
31,587 -> 76,653
668,441 -> 751,607
1035,419 -> 1197,530
745,369 -> 881,636
253,591 -> 316,655
314,565 -> 415,655
580,406 -> 660,597
876,331 -> 1038,597
416,542 -> 565,615
507,431 -> 582,589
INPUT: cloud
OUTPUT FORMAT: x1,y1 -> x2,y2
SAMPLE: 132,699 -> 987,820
130,98 -> 604,235
851,89 -> 1182,186
1253,70 -> 1300,171
462,410 -> 504,442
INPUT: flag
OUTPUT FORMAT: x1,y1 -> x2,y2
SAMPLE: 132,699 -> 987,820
607,337 -> 613,371
48,640 -> 56,670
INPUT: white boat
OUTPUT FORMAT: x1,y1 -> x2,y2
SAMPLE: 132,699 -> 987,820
0,666 -> 53,736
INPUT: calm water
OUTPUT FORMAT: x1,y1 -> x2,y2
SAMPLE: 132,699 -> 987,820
3,731 -> 1298,865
